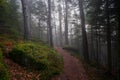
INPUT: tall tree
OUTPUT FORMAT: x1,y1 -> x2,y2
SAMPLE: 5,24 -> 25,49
8,0 -> 22,36
78,0 -> 89,63
0,0 -> 9,34
65,0 -> 69,45
48,0 -> 53,47
106,0 -> 112,73
21,0 -> 30,40
31,0 -> 47,40
58,4 -> 63,47
115,0 -> 120,79
86,0 -> 106,65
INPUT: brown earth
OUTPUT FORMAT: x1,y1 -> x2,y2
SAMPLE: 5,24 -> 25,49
3,47 -> 88,80
52,48 -> 88,80
3,57 -> 40,80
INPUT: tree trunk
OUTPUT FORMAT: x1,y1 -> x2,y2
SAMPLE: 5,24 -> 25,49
115,0 -> 120,79
106,0 -> 112,73
91,26 -> 95,61
98,28 -> 101,67
48,0 -> 53,47
78,0 -> 89,63
38,18 -> 42,39
65,0 -> 69,45
55,26 -> 58,46
21,0 -> 30,40
117,12 -> 120,80
58,4 -> 63,47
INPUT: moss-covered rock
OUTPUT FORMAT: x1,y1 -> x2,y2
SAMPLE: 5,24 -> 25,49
10,42 -> 63,79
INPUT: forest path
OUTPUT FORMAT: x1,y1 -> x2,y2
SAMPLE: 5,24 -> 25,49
52,47 -> 88,80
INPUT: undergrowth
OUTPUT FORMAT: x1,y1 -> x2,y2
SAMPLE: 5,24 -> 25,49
10,42 -> 63,80
0,49 -> 10,80
63,47 -> 116,80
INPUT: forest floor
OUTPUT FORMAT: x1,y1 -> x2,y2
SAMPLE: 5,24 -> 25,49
3,57 -> 40,80
3,47 -> 89,80
52,47 -> 88,80
55,48 -> 116,80
3,47 -> 115,80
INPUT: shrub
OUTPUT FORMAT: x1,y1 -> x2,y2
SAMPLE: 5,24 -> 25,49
0,63 -> 10,80
63,45 -> 79,53
0,49 -> 10,80
0,49 -> 3,62
10,42 -> 63,79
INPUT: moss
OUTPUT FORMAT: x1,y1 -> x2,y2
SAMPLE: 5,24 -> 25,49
0,63 -> 10,80
0,49 -> 10,80
10,42 -> 63,79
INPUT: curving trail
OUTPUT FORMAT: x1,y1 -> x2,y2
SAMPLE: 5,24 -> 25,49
52,47 -> 88,80
3,47 -> 88,80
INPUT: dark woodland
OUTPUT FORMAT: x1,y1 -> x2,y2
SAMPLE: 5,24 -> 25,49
0,0 -> 120,80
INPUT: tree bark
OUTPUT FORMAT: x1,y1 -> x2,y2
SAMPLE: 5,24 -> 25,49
48,0 -> 53,47
78,0 -> 89,63
21,0 -> 30,40
91,26 -> 95,61
115,0 -> 120,79
58,4 -> 63,47
65,0 -> 69,45
106,0 -> 112,73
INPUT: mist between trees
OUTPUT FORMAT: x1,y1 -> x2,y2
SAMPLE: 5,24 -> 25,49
0,0 -> 120,80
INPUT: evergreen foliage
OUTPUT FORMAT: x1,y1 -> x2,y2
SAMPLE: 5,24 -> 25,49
0,0 -> 22,38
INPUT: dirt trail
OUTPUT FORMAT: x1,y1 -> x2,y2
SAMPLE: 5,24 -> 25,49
3,47 -> 88,80
52,47 -> 88,80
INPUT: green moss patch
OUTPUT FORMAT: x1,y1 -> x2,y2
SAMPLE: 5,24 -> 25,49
0,49 -> 10,80
10,42 -> 63,79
